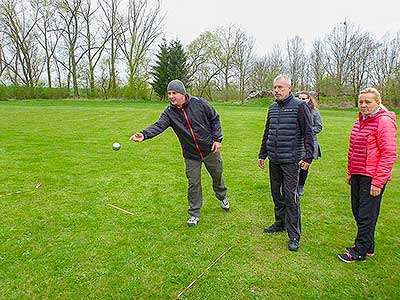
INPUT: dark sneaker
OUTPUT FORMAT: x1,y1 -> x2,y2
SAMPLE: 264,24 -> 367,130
187,216 -> 200,227
345,246 -> 354,254
288,239 -> 300,251
264,224 -> 286,233
298,186 -> 304,196
338,248 -> 365,263
345,246 -> 374,257
220,198 -> 230,211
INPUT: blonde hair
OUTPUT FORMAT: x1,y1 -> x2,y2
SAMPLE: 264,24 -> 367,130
359,88 -> 381,103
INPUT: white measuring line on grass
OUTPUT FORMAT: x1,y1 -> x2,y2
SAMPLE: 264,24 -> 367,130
0,183 -> 42,198
107,203 -> 135,216
107,201 -> 238,299
174,239 -> 241,299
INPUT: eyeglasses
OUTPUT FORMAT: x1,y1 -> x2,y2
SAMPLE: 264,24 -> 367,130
299,97 -> 309,100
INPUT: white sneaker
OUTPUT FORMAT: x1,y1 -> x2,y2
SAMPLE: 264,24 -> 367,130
187,216 -> 200,227
220,198 -> 230,211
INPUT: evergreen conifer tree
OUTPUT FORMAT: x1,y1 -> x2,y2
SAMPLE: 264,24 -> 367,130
151,39 -> 170,100
167,39 -> 189,88
151,39 -> 189,100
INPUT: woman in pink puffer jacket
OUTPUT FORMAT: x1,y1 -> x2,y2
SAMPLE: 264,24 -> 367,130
338,88 -> 398,263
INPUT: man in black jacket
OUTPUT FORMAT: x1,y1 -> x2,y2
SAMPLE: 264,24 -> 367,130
258,75 -> 314,251
130,79 -> 229,227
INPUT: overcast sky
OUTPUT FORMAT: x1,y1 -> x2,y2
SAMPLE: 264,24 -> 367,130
161,0 -> 400,55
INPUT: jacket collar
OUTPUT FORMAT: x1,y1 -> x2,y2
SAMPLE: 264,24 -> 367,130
275,93 -> 294,106
362,106 -> 381,120
358,106 -> 385,122
170,94 -> 190,110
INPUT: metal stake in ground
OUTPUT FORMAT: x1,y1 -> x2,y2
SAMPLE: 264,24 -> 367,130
0,183 -> 42,198
174,240 -> 240,299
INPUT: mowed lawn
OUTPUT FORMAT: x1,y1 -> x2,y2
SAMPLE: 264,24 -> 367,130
0,100 -> 399,300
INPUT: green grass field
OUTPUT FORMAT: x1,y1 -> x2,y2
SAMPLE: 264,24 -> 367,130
0,100 -> 399,300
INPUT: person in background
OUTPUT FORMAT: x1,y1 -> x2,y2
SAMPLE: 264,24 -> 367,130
297,91 -> 323,196
258,75 -> 314,252
129,79 -> 230,227
338,88 -> 397,263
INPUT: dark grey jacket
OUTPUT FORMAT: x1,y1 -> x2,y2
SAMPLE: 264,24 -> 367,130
258,93 -> 314,164
311,109 -> 323,159
142,96 -> 223,161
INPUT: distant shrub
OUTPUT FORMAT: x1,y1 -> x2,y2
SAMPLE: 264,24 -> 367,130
318,95 -> 354,107
0,86 -> 69,100
0,85 -> 153,101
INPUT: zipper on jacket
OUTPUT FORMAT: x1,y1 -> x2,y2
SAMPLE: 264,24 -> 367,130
181,108 -> 204,160
275,107 -> 281,150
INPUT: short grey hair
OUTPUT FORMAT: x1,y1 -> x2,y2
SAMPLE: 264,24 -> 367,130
273,74 -> 292,86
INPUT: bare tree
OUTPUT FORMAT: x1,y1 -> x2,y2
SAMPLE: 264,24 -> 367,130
349,31 -> 376,105
80,0 -> 108,95
186,33 -> 210,82
324,21 -> 361,95
32,0 -> 61,88
269,45 -> 286,79
309,38 -> 326,100
119,0 -> 163,92
99,0 -> 124,90
213,24 -> 241,99
0,33 -> 5,82
0,0 -> 43,86
233,28 -> 255,103
56,0 -> 85,97
186,31 -> 223,99
248,45 -> 286,95
248,55 -> 270,92
370,32 -> 400,98
286,35 -> 306,90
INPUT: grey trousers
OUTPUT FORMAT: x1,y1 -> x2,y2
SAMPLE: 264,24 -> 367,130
184,152 -> 227,218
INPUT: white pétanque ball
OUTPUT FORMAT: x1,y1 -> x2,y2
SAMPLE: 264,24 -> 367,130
112,142 -> 121,151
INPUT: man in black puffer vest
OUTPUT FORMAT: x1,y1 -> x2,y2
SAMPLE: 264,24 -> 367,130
258,74 -> 314,252
129,80 -> 229,227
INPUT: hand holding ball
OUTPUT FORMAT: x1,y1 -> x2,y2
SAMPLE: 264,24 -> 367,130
112,142 -> 121,151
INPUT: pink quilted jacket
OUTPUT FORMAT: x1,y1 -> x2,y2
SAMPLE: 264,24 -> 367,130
347,108 -> 398,188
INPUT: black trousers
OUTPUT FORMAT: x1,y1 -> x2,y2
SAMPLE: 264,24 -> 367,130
269,161 -> 301,240
351,175 -> 385,258
298,169 -> 308,187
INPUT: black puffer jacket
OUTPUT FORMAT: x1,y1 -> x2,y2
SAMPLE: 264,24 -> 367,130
142,96 -> 223,160
258,93 -> 314,164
